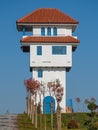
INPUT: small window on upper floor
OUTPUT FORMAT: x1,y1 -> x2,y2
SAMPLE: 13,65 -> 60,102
37,46 -> 42,55
38,69 -> 43,78
47,27 -> 51,36
52,46 -> 66,55
41,27 -> 45,36
53,27 -> 57,36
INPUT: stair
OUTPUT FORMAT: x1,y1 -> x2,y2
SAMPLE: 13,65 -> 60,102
0,114 -> 18,130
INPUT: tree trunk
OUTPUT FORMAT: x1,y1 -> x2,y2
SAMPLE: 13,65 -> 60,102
44,102 -> 46,130
57,103 -> 61,130
50,102 -> 53,130
39,101 -> 42,130
29,98 -> 31,118
28,98 -> 30,116
34,103 -> 37,128
26,97 -> 28,114
31,99 -> 34,124
30,98 -> 32,119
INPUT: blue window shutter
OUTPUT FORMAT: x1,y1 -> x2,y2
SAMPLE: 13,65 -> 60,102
32,28 -> 33,36
53,27 -> 57,36
47,27 -> 51,36
38,69 -> 43,78
41,27 -> 45,36
37,46 -> 42,55
23,28 -> 25,36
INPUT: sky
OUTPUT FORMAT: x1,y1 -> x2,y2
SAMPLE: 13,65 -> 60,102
0,0 -> 98,114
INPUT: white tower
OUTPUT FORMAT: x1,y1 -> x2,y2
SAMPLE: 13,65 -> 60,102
16,8 -> 80,113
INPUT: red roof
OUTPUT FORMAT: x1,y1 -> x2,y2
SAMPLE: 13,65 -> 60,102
20,36 -> 80,44
17,8 -> 78,24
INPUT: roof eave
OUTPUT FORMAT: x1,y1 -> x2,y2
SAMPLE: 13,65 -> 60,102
16,22 -> 78,31
20,41 -> 80,46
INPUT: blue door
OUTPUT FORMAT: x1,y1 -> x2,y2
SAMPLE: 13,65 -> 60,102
43,96 -> 55,114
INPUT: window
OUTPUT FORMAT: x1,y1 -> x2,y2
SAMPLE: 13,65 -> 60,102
38,69 -> 43,78
41,27 -> 45,36
37,46 -> 42,55
23,27 -> 25,36
53,27 -> 57,36
47,27 -> 51,36
52,46 -> 66,55
32,28 -> 33,36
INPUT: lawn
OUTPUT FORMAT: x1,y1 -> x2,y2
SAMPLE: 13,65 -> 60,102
17,113 -> 90,130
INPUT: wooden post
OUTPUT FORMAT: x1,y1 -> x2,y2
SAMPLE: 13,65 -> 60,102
57,103 -> 61,130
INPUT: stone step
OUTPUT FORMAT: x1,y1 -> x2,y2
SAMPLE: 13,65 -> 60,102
0,114 -> 18,130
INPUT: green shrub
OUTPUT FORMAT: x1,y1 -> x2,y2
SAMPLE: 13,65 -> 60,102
87,124 -> 98,130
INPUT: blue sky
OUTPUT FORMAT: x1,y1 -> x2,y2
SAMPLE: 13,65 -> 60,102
0,0 -> 98,113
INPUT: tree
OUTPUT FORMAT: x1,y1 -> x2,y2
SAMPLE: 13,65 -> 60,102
76,97 -> 81,112
84,99 -> 89,105
91,97 -> 96,103
87,102 -> 96,113
87,101 -> 97,123
47,81 -> 55,130
38,81 -> 47,130
84,98 -> 97,130
84,99 -> 89,112
40,81 -> 47,130
53,79 -> 64,130
24,78 -> 40,128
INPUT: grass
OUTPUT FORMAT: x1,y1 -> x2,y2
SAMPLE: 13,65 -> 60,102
17,114 -> 34,130
17,113 -> 90,130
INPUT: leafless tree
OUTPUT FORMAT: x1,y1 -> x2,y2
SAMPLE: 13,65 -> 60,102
84,99 -> 89,112
53,79 -> 64,130
76,97 -> 81,112
47,81 -> 55,130
38,81 -> 47,130
91,97 -> 96,103
40,81 -> 47,130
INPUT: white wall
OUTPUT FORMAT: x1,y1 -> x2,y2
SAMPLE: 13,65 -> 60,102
32,67 -> 66,112
33,27 -> 40,36
57,26 -> 72,36
32,25 -> 72,36
30,44 -> 72,67
28,25 -> 73,113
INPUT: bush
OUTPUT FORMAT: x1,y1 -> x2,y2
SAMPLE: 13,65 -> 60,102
94,121 -> 98,127
67,119 -> 78,129
87,124 -> 98,130
84,120 -> 98,130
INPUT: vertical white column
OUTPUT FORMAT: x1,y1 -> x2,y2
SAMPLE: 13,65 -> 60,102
60,69 -> 66,113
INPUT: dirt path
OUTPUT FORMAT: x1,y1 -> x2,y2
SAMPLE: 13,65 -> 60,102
0,114 -> 18,130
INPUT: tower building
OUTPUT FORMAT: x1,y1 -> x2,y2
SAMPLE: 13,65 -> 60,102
16,8 -> 80,113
